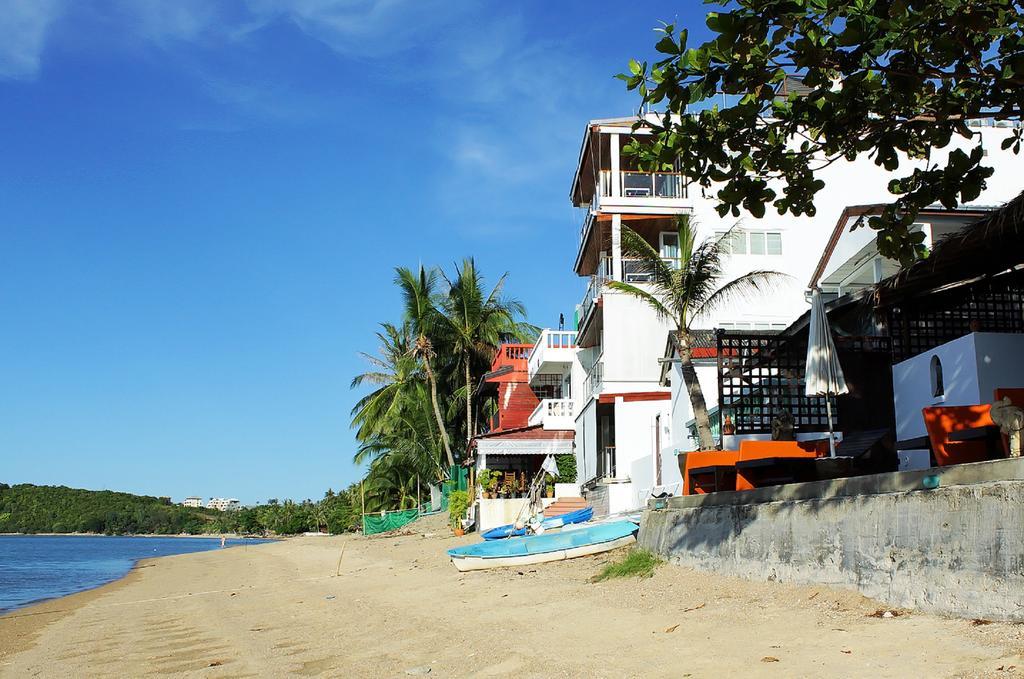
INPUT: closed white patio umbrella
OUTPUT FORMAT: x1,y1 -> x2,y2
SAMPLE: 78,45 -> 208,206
805,288 -> 848,457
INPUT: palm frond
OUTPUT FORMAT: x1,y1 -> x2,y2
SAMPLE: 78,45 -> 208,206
607,280 -> 674,322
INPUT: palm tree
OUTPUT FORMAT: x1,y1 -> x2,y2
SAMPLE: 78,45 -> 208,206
436,258 -> 534,445
349,322 -> 422,443
395,265 -> 456,470
608,215 -> 787,450
350,321 -> 447,487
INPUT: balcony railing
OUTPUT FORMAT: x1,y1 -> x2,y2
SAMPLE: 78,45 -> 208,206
528,398 -> 576,428
527,329 -> 578,378
599,170 -> 687,200
623,257 -> 681,283
600,445 -> 617,479
583,362 -> 604,399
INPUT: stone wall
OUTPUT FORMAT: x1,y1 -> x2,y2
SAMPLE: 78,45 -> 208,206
640,458 -> 1024,621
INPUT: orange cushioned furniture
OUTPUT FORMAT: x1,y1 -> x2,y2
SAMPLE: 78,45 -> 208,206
680,450 -> 740,495
922,404 -> 995,466
923,388 -> 1024,466
680,439 -> 833,495
735,439 -> 831,491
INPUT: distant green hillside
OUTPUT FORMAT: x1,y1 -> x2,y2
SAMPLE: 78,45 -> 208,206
0,483 -> 221,535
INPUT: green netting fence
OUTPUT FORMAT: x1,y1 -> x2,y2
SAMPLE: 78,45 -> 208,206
362,507 -> 421,536
362,467 -> 468,535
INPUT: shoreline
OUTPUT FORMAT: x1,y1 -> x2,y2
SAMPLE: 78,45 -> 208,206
0,532 -> 271,539
3,524 -> 1022,676
0,558 -> 150,661
0,537 -> 279,618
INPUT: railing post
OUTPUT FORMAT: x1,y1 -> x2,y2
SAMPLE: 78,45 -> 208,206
609,134 -> 620,198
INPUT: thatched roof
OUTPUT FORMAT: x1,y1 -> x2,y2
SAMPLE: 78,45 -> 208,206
875,189 -> 1024,306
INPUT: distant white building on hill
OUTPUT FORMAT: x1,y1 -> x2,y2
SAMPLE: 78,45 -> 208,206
206,498 -> 241,511
181,496 -> 203,508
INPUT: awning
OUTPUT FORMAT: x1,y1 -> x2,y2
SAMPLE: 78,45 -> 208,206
476,439 -> 574,456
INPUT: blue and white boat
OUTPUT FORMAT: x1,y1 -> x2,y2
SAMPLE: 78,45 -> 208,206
480,506 -> 594,540
448,520 -> 638,572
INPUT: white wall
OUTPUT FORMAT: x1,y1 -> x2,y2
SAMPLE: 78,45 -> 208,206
893,334 -> 984,442
601,291 -> 675,389
606,483 -> 638,516
610,397 -> 673,512
477,497 -> 556,532
973,333 -> 1024,402
613,397 -> 670,475
574,399 -> 598,485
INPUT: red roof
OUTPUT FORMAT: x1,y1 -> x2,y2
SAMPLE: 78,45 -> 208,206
474,425 -> 574,441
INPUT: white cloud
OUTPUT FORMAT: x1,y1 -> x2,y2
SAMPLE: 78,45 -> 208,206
114,0 -> 222,45
0,0 -> 64,80
244,0 -> 466,58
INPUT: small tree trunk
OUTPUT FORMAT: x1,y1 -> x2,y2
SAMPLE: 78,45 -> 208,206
465,357 -> 473,446
678,332 -> 716,450
423,358 -> 455,470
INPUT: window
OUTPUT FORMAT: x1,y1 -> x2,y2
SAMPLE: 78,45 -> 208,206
749,231 -> 766,255
660,231 -> 679,259
715,229 -> 782,256
930,355 -> 944,398
533,374 -> 563,400
721,321 -> 787,331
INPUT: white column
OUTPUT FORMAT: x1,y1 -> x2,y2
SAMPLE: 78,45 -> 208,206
611,213 -> 622,281
872,256 -> 884,283
609,133 -> 621,198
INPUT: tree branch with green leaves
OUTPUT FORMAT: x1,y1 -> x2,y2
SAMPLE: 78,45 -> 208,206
619,0 -> 1024,265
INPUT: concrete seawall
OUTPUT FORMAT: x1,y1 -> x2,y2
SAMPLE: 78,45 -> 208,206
640,458 -> 1024,621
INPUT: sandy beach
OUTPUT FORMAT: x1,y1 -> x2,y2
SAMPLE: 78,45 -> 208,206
2,515 -> 1022,678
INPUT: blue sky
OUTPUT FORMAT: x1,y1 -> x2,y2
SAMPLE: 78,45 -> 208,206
0,0 -> 710,504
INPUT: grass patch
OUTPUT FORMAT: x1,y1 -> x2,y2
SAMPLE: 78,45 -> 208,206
591,548 -> 662,582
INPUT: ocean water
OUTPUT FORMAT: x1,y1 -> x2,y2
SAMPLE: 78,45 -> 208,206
0,535 -> 274,612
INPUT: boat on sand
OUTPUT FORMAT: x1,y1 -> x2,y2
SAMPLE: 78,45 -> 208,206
480,506 -> 594,540
447,520 -> 638,572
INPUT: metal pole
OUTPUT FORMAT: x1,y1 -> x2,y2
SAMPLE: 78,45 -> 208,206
826,393 -> 837,458
360,480 -> 366,534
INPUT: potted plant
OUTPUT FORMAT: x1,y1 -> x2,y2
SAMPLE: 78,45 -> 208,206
545,474 -> 555,498
478,469 -> 493,499
448,490 -> 469,537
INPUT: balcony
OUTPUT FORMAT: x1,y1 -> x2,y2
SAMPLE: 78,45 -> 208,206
602,170 -> 686,199
528,398 -> 576,430
597,170 -> 688,214
528,330 -> 578,381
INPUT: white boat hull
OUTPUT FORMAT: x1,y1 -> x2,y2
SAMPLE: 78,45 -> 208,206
450,534 -> 636,572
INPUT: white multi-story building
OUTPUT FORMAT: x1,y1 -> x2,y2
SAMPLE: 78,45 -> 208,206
207,498 -> 241,511
181,496 -> 203,508
528,114 -> 1023,516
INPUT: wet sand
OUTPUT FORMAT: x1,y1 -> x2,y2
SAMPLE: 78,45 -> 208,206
2,516 -> 1022,677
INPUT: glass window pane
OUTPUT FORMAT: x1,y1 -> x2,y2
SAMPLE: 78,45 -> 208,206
622,172 -> 652,196
731,231 -> 747,254
766,232 -> 782,255
749,232 -> 766,255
